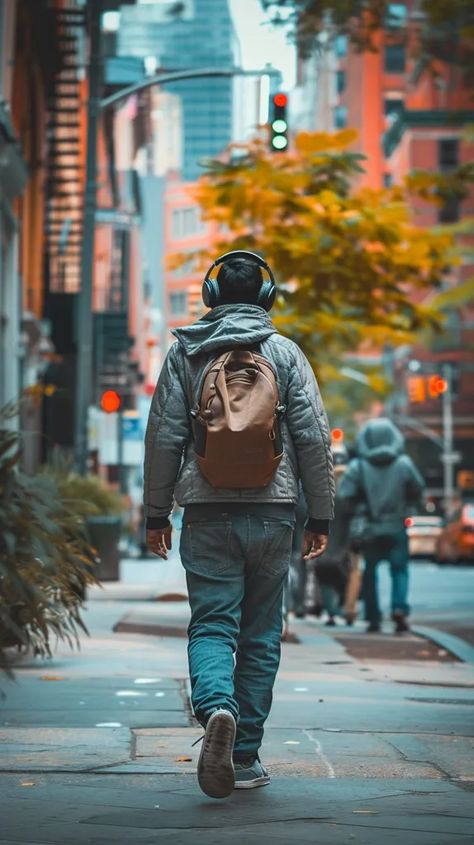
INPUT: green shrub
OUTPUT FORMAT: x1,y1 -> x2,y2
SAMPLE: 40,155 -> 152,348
0,406 -> 99,675
44,459 -> 124,519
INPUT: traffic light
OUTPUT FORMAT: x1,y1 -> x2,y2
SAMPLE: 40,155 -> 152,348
428,374 -> 448,398
331,427 -> 344,444
101,390 -> 121,413
270,92 -> 289,151
407,376 -> 426,403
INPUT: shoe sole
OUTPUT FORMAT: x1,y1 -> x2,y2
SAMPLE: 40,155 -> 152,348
197,710 -> 236,799
234,776 -> 271,790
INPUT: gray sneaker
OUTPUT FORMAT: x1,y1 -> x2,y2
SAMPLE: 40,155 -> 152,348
197,709 -> 236,799
234,757 -> 270,789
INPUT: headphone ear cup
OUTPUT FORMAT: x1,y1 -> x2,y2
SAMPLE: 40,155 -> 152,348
202,277 -> 220,309
257,280 -> 276,312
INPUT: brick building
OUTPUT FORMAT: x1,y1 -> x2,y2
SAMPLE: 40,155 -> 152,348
291,3 -> 474,509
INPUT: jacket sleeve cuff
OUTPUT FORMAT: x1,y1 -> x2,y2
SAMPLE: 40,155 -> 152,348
305,518 -> 330,535
146,517 -> 171,530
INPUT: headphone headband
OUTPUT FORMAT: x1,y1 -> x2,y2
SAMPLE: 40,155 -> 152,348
202,250 -> 277,312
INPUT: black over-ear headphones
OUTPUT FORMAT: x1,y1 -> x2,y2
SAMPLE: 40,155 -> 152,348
202,250 -> 277,312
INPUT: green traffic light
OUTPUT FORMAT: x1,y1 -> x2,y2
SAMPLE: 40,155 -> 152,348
272,118 -> 287,133
272,135 -> 288,150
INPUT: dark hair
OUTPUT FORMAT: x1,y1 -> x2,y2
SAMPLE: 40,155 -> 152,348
216,258 -> 263,305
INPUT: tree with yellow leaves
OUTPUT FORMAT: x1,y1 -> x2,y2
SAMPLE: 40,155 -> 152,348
170,130 -> 455,403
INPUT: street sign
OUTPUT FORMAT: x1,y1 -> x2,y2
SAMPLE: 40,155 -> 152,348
122,414 -> 142,441
94,410 -> 144,466
441,451 -> 461,464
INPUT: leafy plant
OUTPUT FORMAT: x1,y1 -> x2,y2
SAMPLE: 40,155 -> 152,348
43,455 -> 123,519
260,0 -> 474,79
0,405 -> 99,675
171,130 -> 455,385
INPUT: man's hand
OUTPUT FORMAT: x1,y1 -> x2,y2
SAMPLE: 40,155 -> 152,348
147,525 -> 172,560
303,530 -> 328,560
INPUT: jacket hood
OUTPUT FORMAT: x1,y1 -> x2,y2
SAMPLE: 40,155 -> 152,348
356,417 -> 404,465
171,304 -> 277,357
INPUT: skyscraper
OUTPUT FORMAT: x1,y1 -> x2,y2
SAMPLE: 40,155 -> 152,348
118,0 -> 238,181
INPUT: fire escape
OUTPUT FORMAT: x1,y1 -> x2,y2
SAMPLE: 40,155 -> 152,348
45,5 -> 86,294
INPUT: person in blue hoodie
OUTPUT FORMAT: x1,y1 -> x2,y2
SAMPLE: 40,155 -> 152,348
339,418 -> 424,634
143,252 -> 335,798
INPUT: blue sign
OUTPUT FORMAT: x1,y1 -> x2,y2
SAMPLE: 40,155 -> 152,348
122,416 -> 142,441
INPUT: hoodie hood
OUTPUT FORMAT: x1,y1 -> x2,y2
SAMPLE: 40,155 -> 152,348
356,418 -> 404,465
171,304 -> 277,357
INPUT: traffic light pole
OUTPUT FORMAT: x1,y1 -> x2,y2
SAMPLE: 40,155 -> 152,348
442,363 -> 455,518
75,0 -> 103,474
75,57 -> 280,474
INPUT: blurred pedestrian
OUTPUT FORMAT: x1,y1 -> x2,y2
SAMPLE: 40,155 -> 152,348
339,418 -> 424,634
313,453 -> 352,626
288,487 -> 309,618
143,251 -> 335,798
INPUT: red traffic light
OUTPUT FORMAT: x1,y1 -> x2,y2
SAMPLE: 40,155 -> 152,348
331,427 -> 344,442
273,92 -> 288,107
428,375 -> 448,398
101,390 -> 121,413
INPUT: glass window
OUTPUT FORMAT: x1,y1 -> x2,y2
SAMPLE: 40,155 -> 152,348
384,98 -> 404,117
383,172 -> 393,187
384,43 -> 406,73
336,70 -> 346,95
385,3 -> 407,28
169,291 -> 188,316
438,197 -> 460,224
438,138 -> 459,170
334,34 -> 348,57
334,104 -> 348,129
171,209 -> 182,239
171,207 -> 206,238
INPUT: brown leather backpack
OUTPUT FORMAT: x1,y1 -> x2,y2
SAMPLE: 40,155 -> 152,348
191,349 -> 284,488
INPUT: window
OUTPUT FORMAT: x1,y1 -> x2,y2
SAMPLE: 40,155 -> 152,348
438,138 -> 459,170
384,98 -> 404,118
385,3 -> 407,28
334,104 -> 348,129
383,172 -> 393,187
438,196 -> 460,224
334,34 -> 348,57
384,43 -> 405,73
171,207 -> 207,239
169,291 -> 188,316
336,70 -> 346,95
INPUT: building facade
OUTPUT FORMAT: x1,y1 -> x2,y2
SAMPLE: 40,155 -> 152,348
291,3 -> 474,510
117,0 -> 238,181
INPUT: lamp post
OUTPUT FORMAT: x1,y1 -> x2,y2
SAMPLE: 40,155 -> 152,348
74,0 -> 103,474
74,43 -> 280,473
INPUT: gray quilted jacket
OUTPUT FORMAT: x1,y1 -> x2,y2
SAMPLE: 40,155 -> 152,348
143,304 -> 335,526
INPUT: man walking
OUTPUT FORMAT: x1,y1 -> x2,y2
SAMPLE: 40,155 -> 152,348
144,251 -> 335,798
339,418 -> 425,633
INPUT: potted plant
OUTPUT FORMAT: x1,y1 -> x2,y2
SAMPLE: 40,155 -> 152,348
44,458 -> 124,582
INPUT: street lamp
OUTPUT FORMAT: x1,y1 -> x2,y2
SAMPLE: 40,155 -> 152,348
73,4 -> 281,473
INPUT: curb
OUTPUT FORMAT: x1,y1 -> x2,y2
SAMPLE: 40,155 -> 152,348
411,625 -> 474,664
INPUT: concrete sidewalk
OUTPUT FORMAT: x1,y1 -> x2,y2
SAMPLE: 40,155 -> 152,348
1,596 -> 473,844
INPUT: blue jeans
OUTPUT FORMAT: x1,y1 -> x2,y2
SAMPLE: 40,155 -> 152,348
180,509 -> 294,757
362,530 -> 410,623
320,584 -> 340,618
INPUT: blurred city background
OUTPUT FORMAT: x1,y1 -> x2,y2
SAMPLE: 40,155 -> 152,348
1,3 -> 474,839
1,0 -> 473,642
